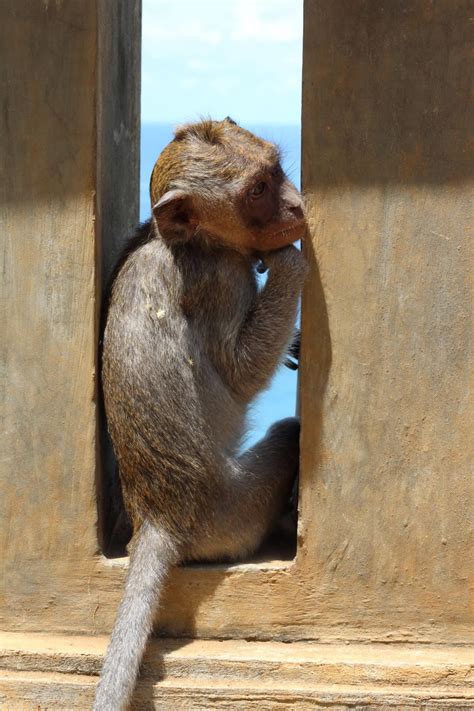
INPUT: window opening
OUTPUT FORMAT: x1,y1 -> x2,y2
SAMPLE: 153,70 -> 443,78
102,0 -> 304,563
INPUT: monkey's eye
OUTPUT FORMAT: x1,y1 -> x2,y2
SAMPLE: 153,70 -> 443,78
250,181 -> 267,198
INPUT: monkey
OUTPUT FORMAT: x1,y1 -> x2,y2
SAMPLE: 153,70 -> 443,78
94,117 -> 307,710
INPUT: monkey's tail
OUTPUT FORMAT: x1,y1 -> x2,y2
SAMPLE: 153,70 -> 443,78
93,520 -> 177,711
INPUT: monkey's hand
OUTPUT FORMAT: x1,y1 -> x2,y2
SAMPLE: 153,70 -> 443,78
259,244 -> 307,280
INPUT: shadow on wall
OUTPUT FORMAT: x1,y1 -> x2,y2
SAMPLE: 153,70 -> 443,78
303,2 -> 472,188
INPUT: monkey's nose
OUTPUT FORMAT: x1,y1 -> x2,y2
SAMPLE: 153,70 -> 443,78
289,204 -> 305,221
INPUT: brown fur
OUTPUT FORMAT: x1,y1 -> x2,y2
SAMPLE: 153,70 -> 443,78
94,118 -> 307,710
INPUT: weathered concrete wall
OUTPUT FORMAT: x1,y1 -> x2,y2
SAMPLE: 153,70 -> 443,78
0,0 -> 141,623
0,0 -> 472,706
0,0 -> 471,663
300,0 -> 473,640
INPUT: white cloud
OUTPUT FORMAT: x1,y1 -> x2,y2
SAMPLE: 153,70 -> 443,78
187,58 -> 212,72
141,0 -> 225,53
231,0 -> 302,42
141,0 -> 303,124
142,18 -> 222,49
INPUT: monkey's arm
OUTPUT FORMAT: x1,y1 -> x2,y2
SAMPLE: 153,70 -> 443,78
229,245 -> 306,400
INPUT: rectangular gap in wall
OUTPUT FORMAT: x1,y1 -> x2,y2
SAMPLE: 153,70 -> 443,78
99,0 -> 304,566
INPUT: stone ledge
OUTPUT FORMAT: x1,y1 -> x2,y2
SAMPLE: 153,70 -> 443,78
0,632 -> 473,709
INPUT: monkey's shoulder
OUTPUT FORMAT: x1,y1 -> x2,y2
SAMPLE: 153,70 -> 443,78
111,235 -> 178,300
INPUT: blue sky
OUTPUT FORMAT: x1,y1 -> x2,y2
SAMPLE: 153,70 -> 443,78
141,0 -> 303,126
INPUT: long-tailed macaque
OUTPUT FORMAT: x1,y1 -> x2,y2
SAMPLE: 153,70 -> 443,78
94,118 -> 307,710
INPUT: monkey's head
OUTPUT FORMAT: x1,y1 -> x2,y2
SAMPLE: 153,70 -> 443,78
149,118 -> 307,253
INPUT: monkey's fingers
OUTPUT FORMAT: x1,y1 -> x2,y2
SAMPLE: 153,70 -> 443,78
287,328 -> 301,362
284,356 -> 298,370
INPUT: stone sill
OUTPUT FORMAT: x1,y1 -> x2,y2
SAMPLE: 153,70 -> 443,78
1,631 -> 472,709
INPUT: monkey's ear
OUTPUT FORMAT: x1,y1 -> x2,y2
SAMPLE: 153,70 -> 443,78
152,189 -> 197,241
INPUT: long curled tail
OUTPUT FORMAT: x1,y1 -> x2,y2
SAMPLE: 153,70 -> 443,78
93,520 -> 177,711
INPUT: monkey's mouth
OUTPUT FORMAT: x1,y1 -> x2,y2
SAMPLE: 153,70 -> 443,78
270,220 -> 307,241
252,218 -> 307,251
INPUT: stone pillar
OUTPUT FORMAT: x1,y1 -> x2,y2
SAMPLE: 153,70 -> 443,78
0,0 -> 140,627
300,0 -> 473,644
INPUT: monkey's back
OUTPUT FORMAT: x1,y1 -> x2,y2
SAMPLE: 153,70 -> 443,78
102,237 -> 252,536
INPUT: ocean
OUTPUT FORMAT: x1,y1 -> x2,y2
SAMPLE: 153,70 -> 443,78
140,122 -> 301,446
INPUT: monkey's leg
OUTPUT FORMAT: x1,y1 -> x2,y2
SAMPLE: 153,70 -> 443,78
236,416 -> 300,540
187,417 -> 300,563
